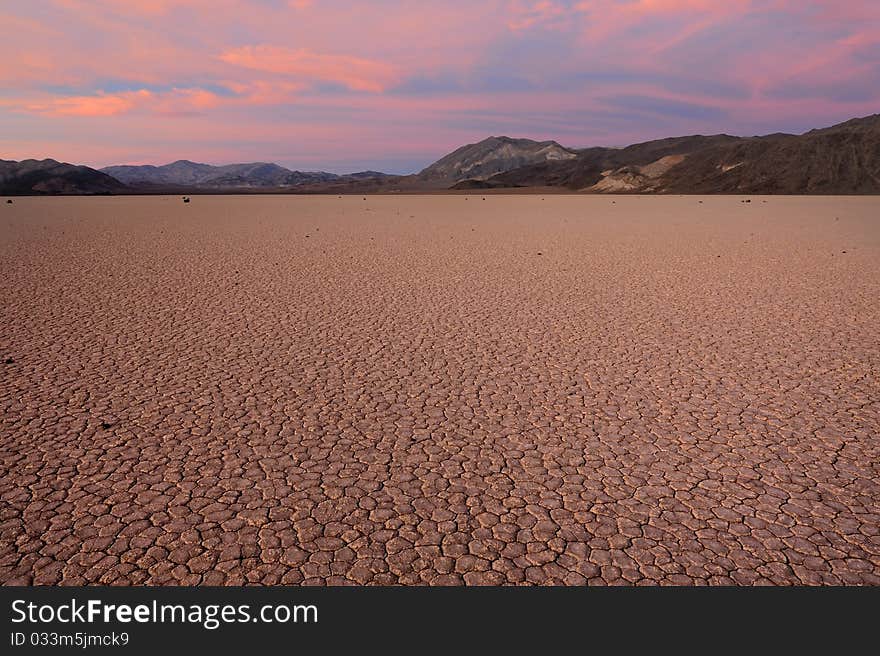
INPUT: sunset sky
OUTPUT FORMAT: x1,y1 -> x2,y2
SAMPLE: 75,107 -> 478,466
2,1 -> 879,173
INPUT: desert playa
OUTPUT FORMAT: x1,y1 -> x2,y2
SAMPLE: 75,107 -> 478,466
1,194 -> 878,585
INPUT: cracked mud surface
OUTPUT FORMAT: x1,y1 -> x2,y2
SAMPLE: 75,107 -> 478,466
1,195 -> 879,585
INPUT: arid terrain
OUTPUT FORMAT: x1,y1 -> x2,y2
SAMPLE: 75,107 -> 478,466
4,114 -> 880,196
1,195 -> 878,586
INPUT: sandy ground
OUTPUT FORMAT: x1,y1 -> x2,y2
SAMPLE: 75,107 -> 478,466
1,194 -> 878,586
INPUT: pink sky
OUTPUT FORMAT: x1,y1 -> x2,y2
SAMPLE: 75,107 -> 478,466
2,1 -> 879,173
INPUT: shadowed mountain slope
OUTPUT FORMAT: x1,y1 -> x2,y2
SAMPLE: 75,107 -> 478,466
1,159 -> 128,195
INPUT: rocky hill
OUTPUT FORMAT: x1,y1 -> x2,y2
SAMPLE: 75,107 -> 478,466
418,136 -> 577,184
0,159 -> 128,195
658,115 -> 880,194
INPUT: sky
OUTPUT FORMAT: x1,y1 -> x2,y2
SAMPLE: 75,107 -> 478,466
1,1 -> 879,174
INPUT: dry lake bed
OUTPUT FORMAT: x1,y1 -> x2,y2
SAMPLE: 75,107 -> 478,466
1,194 -> 878,585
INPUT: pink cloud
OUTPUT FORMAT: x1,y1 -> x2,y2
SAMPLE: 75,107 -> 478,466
573,0 -> 753,43
152,88 -> 223,115
507,1 -> 570,31
219,46 -> 399,93
12,88 -> 224,118
52,0 -> 231,15
21,91 -> 151,117
222,80 -> 306,105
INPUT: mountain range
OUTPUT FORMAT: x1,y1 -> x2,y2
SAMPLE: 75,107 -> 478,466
459,114 -> 880,194
3,114 -> 879,195
100,160 -> 392,189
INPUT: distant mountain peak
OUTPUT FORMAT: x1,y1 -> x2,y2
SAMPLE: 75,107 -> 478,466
419,135 -> 577,182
